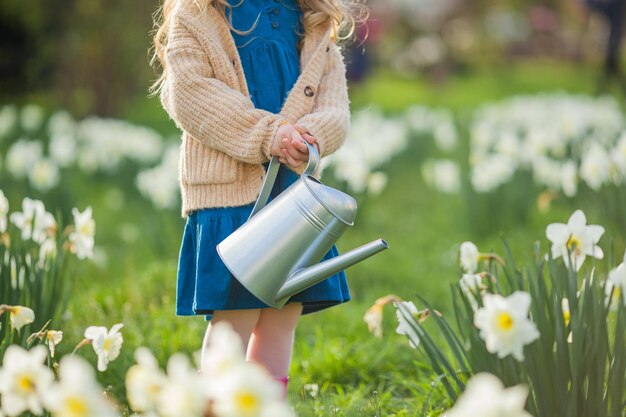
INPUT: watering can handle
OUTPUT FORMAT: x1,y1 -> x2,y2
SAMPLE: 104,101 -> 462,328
248,141 -> 319,220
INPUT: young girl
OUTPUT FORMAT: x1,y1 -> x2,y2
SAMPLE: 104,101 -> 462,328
151,0 -> 364,395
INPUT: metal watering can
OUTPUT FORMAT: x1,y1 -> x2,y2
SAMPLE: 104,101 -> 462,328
217,142 -> 389,309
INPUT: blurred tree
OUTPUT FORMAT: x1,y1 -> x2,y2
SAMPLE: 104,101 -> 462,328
55,0 -> 156,116
0,0 -> 157,116
0,1 -> 62,97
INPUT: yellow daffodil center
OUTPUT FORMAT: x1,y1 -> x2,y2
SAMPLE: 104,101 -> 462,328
563,310 -> 571,326
103,338 -> 112,352
79,223 -> 93,236
236,391 -> 259,413
17,374 -> 35,393
497,313 -> 514,331
613,287 -> 622,301
65,396 -> 88,417
566,235 -> 582,256
148,382 -> 161,397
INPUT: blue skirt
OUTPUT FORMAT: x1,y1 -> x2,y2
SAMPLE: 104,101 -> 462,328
176,165 -> 351,320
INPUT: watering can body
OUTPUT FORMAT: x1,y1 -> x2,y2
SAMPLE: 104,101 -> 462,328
217,143 -> 388,309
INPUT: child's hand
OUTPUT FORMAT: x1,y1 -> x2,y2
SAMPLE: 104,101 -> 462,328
294,124 -> 320,154
270,122 -> 318,169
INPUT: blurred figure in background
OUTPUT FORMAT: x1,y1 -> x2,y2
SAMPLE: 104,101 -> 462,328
584,0 -> 625,89
344,14 -> 384,83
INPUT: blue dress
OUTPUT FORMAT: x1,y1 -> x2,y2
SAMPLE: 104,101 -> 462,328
175,0 -> 351,320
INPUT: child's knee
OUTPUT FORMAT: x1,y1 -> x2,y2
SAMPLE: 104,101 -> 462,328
255,304 -> 302,337
210,309 -> 261,340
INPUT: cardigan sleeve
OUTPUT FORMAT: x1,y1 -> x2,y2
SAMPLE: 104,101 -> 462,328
294,43 -> 351,159
159,17 -> 282,165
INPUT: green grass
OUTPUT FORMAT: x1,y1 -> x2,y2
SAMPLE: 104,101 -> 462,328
8,60 -> 625,416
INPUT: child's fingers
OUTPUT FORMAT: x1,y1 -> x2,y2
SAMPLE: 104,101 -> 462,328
301,132 -> 317,145
290,130 -> 304,144
282,149 -> 302,168
282,137 -> 308,160
302,133 -> 317,145
292,140 -> 309,154
293,125 -> 317,145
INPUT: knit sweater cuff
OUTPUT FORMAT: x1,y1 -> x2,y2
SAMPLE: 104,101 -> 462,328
262,117 -> 283,160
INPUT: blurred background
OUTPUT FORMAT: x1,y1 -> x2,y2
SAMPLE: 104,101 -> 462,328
1,0 -> 625,415
1,0 -> 623,115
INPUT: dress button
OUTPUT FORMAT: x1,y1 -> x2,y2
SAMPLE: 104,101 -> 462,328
304,85 -> 315,97
271,21 -> 279,28
273,8 -> 280,15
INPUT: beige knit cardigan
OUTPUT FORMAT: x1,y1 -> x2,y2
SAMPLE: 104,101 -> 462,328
159,0 -> 351,217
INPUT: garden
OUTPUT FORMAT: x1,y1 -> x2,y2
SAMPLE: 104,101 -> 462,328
1,0 -> 625,416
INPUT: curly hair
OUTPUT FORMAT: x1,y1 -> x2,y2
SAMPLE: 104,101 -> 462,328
149,0 -> 368,94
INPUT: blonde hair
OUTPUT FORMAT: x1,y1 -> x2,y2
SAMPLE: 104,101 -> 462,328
149,0 -> 368,94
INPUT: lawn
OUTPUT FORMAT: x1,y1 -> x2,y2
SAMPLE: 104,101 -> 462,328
4,59 -> 624,416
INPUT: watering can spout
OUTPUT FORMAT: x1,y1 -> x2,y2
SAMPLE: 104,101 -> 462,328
275,239 -> 389,302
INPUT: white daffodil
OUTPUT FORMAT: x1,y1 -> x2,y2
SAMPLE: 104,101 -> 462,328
208,362 -> 286,417
561,298 -> 571,326
135,145 -> 180,210
38,238 -> 58,267
0,345 -> 54,416
443,373 -> 532,417
126,347 -> 167,412
10,197 -> 39,240
460,241 -> 479,273
560,160 -> 578,198
46,330 -> 64,358
201,321 -> 246,375
303,383 -> 319,398
156,353 -> 208,417
367,171 -> 388,196
49,133 -> 77,167
84,323 -> 123,372
606,251 -> 626,311
474,292 -> 540,361
0,190 -> 8,233
257,401 -> 296,417
363,295 -> 400,338
363,305 -> 384,338
545,209 -> 604,271
68,207 -> 95,259
422,159 -> 461,194
44,355 -> 117,417
470,154 -> 516,192
613,132 -> 626,179
6,140 -> 43,179
47,110 -> 75,137
9,198 -> 55,243
28,159 -> 60,192
394,301 -> 422,349
460,274 -> 484,310
31,206 -> 56,244
0,305 -> 36,332
20,104 -> 45,132
0,105 -> 17,138
580,142 -> 610,191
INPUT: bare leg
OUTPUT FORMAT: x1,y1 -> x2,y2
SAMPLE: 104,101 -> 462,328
247,302 -> 303,377
201,309 -> 261,370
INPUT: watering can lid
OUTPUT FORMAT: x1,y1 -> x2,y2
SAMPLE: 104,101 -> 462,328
303,175 -> 357,226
